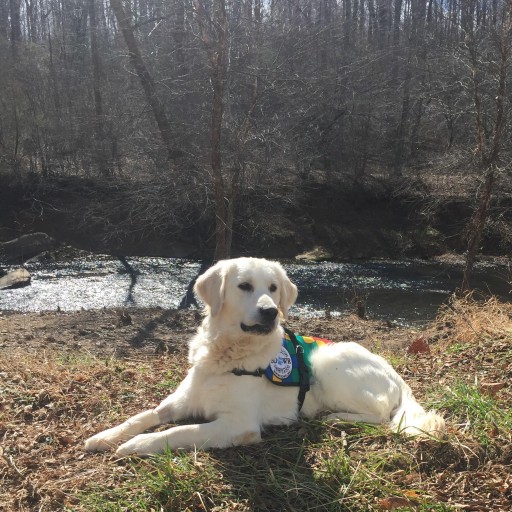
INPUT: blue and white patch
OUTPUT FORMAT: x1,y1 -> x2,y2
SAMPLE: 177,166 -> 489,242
269,345 -> 293,380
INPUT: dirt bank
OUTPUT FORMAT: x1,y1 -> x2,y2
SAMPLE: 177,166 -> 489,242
0,307 -> 418,360
1,171 -> 511,261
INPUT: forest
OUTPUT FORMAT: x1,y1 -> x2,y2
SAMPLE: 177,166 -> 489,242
1,0 -> 511,268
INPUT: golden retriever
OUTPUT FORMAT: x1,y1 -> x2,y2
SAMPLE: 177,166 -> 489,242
85,257 -> 445,456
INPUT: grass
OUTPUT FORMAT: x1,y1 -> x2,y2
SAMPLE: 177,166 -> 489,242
435,292 -> 512,347
444,342 -> 471,355
78,424 -> 447,512
433,381 -> 512,446
2,294 -> 512,511
79,450 -> 228,511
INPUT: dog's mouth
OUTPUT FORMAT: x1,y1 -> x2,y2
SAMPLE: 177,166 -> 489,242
240,322 -> 276,335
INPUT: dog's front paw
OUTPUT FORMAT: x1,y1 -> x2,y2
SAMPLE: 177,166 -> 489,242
85,426 -> 127,452
85,433 -> 115,452
116,433 -> 162,457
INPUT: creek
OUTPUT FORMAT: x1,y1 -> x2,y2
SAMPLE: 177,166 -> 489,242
0,256 -> 510,325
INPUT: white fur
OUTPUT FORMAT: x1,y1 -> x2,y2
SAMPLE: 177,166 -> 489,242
85,257 -> 445,456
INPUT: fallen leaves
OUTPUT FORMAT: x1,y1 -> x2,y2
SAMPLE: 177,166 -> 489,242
479,381 -> 506,398
378,496 -> 413,510
407,337 -> 431,355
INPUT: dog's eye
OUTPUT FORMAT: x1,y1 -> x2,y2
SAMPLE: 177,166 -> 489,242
269,284 -> 277,293
238,282 -> 253,292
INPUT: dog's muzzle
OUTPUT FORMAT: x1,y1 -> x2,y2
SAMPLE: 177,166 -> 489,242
241,306 -> 278,335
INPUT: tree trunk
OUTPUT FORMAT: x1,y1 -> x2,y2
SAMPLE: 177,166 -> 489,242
88,0 -> 110,175
367,0 -> 377,41
393,0 -> 402,45
0,0 -> 8,38
461,168 -> 495,293
110,0 -> 178,161
211,59 -> 229,261
9,0 -> 22,56
24,0 -> 36,42
194,0 -> 231,260
173,0 -> 186,73
393,62 -> 411,176
461,2 -> 510,291
211,0 -> 230,261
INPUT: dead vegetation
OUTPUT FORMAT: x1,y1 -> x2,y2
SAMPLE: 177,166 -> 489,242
435,292 -> 512,347
0,296 -> 511,511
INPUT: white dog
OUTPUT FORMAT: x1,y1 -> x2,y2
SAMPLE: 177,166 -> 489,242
85,257 -> 445,456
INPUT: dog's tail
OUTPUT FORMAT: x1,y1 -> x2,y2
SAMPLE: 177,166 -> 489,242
390,390 -> 445,438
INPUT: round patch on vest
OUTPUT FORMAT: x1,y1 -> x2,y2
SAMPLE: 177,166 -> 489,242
269,346 -> 293,380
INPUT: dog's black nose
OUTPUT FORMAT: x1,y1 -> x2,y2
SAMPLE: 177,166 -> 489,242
259,306 -> 278,322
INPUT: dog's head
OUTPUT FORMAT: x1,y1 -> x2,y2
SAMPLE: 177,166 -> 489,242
194,257 -> 298,335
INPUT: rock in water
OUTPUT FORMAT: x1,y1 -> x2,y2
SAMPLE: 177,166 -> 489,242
295,246 -> 333,262
0,268 -> 31,289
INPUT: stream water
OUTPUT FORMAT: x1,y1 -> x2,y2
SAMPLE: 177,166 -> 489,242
0,256 -> 510,325
0,255 -> 512,324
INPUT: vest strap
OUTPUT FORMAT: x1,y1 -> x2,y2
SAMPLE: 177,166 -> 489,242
230,328 -> 312,412
283,327 -> 310,411
231,368 -> 265,377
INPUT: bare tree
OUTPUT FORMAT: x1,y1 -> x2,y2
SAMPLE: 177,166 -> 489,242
110,0 -> 178,162
461,1 -> 511,291
194,0 -> 231,260
88,0 -> 110,175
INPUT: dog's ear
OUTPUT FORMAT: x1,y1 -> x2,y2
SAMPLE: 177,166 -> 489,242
194,261 -> 227,316
277,265 -> 298,320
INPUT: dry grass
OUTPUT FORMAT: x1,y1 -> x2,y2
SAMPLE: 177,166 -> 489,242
435,292 -> 512,347
0,351 -> 188,511
1,297 -> 511,511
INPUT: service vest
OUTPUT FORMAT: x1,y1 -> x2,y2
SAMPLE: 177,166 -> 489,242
264,331 -> 332,386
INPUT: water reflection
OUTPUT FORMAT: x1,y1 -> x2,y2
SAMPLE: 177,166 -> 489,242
0,257 -> 201,312
286,260 -> 510,324
0,256 -> 510,325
